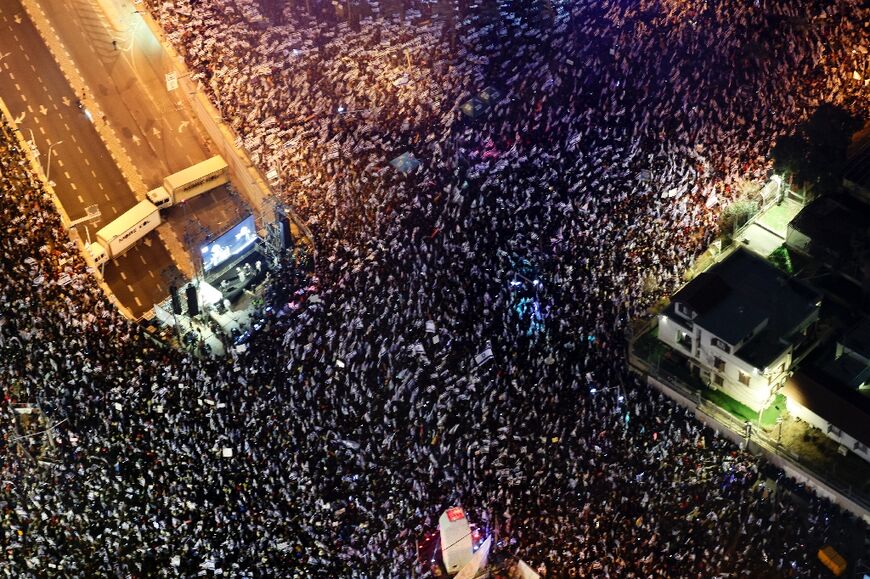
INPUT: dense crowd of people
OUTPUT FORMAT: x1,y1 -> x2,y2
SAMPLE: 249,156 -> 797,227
2,0 -> 869,576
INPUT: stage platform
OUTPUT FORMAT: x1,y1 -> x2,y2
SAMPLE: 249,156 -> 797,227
205,248 -> 269,304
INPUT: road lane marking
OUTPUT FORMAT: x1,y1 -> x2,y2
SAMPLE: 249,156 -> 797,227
97,182 -> 104,190
77,145 -> 84,154
9,73 -> 14,81
91,170 -> 97,177
148,271 -> 155,278
38,126 -> 45,135
127,284 -> 134,293
57,159 -> 64,167
120,271 -> 127,280
77,194 -> 84,203
26,104 -> 33,113
70,183 -> 77,190
134,296 -> 143,307
64,123 -> 70,130
83,158 -> 90,166
14,83 -> 19,91
64,171 -> 71,180
104,192 -> 110,199
140,255 -> 146,264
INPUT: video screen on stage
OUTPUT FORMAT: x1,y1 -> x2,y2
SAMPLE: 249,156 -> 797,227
200,215 -> 257,273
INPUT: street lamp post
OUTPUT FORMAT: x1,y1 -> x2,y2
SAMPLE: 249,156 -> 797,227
46,140 -> 63,183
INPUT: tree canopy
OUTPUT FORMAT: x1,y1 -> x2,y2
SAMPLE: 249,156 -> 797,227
771,103 -> 863,195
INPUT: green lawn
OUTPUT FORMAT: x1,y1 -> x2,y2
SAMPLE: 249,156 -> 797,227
703,389 -> 785,428
756,198 -> 803,237
768,245 -> 794,274
767,244 -> 810,274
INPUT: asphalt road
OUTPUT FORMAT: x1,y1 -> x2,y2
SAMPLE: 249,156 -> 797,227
37,0 -> 255,307
39,0 -> 212,184
0,0 -> 223,319
0,0 -> 177,318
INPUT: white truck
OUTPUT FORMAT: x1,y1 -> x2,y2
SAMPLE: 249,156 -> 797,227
146,155 -> 229,208
87,200 -> 161,265
439,507 -> 474,575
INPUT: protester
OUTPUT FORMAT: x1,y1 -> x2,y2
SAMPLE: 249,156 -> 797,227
1,0 -> 868,576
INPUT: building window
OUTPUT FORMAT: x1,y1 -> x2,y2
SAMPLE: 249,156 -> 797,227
675,302 -> 695,321
711,337 -> 731,354
713,373 -> 724,387
677,331 -> 692,351
738,370 -> 751,386
713,356 -> 726,372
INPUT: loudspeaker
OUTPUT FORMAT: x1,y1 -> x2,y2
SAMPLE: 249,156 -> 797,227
185,285 -> 199,317
170,285 -> 182,315
278,216 -> 293,249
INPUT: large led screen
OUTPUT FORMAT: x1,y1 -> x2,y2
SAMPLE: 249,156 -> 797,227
200,215 -> 257,273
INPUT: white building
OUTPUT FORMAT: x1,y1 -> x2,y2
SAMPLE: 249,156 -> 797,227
657,248 -> 821,411
784,321 -> 870,463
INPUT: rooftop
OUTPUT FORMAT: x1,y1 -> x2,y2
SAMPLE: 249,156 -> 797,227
806,319 -> 870,393
842,319 -> 870,360
788,196 -> 870,272
785,369 -> 870,448
670,248 -> 820,368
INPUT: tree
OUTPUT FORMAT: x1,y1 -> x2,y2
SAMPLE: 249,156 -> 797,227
718,197 -> 758,241
802,104 -> 863,193
771,134 -> 807,180
770,104 -> 863,196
